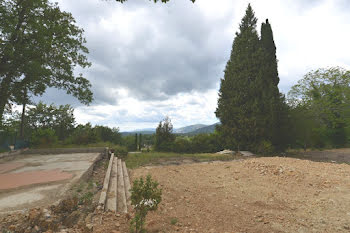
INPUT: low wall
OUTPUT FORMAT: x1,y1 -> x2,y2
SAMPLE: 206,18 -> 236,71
0,147 -> 110,160
22,147 -> 108,155
0,148 -> 29,159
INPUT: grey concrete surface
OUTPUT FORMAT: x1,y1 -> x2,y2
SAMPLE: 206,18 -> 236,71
0,152 -> 101,215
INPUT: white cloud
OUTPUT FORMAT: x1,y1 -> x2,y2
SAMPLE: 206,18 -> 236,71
75,89 -> 218,131
39,0 -> 350,130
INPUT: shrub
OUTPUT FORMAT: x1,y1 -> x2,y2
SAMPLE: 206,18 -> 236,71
31,128 -> 58,147
66,123 -> 99,145
110,145 -> 128,159
256,140 -> 274,155
130,175 -> 162,233
172,138 -> 192,153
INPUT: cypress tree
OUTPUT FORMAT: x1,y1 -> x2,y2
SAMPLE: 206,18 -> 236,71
134,133 -> 138,151
139,133 -> 142,151
216,4 -> 265,151
260,19 -> 279,86
260,19 -> 289,151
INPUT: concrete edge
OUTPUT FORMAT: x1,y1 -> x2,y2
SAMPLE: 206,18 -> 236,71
53,148 -> 109,206
22,147 -> 107,155
117,158 -> 128,213
0,148 -> 29,159
98,153 -> 114,208
122,161 -> 131,207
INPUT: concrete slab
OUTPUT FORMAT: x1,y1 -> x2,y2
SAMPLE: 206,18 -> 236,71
0,163 -> 25,174
0,153 -> 100,214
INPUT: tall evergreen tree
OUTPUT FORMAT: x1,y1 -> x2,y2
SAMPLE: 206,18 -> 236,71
216,4 -> 265,151
260,19 -> 279,86
260,19 -> 289,151
134,133 -> 138,151
154,117 -> 175,151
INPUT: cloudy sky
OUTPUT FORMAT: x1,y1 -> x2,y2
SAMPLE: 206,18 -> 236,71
37,0 -> 350,131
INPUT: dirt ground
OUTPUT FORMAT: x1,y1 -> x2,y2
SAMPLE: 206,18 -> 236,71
131,156 -> 350,233
289,148 -> 350,164
2,150 -> 350,233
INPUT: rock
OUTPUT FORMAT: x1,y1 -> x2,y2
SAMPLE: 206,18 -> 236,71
239,151 -> 254,157
216,149 -> 235,155
28,209 -> 42,222
116,222 -> 121,227
8,225 -> 16,231
86,223 -> 93,231
85,213 -> 93,223
112,231 -> 121,233
34,225 -> 41,232
63,210 -> 80,227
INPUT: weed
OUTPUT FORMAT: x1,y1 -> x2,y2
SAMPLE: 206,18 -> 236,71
79,191 -> 93,205
170,218 -> 178,225
130,175 -> 162,233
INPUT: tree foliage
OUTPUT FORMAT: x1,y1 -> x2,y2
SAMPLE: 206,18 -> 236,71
260,19 -> 290,151
25,102 -> 76,141
0,0 -> 92,123
288,67 -> 350,147
154,116 -> 175,151
216,4 -> 264,151
216,5 -> 289,153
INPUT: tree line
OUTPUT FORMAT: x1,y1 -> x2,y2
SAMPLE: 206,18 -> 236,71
0,102 -> 123,149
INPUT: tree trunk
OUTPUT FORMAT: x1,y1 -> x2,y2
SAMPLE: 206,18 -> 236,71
20,102 -> 26,139
0,76 -> 12,122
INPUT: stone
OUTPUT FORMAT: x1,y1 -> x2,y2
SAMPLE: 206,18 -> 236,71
86,224 -> 93,231
28,209 -> 42,222
34,225 -> 41,232
63,210 -> 80,227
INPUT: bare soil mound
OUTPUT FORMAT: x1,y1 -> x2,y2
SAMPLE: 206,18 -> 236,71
131,157 -> 350,232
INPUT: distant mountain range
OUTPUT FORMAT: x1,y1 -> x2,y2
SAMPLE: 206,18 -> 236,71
121,123 -> 219,136
173,124 -> 207,134
185,123 -> 219,135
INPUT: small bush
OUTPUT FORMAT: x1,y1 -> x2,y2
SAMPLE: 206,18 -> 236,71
130,175 -> 162,233
31,128 -> 58,147
256,140 -> 274,155
111,145 -> 128,159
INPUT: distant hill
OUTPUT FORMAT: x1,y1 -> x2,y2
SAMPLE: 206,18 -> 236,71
185,123 -> 219,135
121,130 -> 155,136
121,123 -> 220,136
173,124 -> 207,134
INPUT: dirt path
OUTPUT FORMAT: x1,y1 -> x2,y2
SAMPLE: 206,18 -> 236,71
131,157 -> 350,233
289,148 -> 350,164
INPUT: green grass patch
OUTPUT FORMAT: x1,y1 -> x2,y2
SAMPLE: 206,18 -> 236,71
0,148 -> 10,153
125,151 -> 239,169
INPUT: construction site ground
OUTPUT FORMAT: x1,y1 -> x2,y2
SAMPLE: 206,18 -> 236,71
130,150 -> 350,233
1,149 -> 350,232
0,153 -> 100,214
